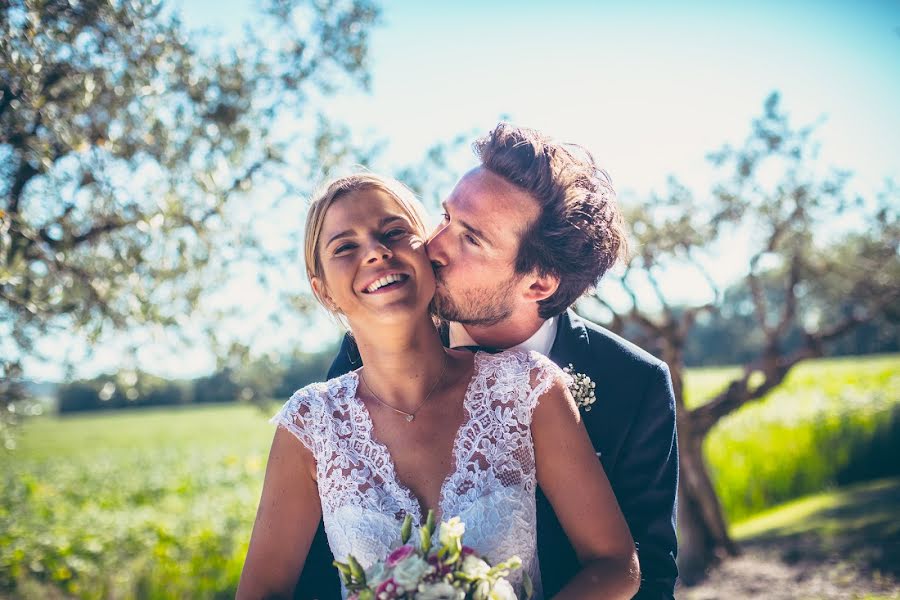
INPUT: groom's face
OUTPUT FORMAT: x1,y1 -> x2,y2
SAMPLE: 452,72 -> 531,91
426,168 -> 540,326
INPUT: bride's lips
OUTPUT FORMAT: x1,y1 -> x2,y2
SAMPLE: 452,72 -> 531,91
360,271 -> 411,294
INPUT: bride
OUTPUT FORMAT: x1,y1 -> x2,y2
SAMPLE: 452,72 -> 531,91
237,173 -> 639,599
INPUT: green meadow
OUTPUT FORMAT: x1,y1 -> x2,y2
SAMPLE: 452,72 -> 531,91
2,354 -> 898,598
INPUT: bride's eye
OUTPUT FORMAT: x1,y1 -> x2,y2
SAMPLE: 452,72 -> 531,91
384,228 -> 407,240
334,242 -> 356,255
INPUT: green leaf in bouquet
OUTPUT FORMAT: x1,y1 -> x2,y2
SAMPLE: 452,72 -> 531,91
419,525 -> 432,554
425,508 -> 436,535
523,570 -> 534,599
332,560 -> 353,584
487,555 -> 522,579
400,513 -> 413,544
347,554 -> 366,584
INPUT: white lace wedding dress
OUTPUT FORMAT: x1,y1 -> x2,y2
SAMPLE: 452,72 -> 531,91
271,350 -> 564,599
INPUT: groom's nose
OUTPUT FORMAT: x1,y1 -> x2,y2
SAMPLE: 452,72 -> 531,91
425,224 -> 449,267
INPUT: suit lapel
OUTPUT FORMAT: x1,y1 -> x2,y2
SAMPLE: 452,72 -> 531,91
549,309 -> 589,369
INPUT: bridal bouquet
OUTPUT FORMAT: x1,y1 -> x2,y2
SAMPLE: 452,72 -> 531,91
334,510 -> 533,600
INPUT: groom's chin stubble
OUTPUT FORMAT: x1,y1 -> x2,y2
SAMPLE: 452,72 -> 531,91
433,288 -> 512,327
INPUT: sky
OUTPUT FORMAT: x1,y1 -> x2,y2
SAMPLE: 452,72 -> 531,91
23,0 -> 900,381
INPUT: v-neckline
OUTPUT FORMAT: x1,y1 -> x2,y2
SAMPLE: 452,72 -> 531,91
348,351 -> 483,526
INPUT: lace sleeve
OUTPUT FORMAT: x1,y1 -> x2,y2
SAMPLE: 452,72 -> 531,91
524,351 -> 573,424
269,386 -> 322,456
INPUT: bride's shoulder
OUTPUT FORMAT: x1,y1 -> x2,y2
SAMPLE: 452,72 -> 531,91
270,372 -> 358,448
275,371 -> 358,418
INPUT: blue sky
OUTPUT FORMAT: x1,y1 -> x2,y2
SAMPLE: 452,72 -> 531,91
25,0 -> 900,381
175,0 -> 900,193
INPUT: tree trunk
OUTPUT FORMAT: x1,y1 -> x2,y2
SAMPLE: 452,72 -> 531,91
662,341 -> 739,584
676,409 -> 740,584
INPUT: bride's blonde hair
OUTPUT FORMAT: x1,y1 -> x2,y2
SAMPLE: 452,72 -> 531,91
305,173 -> 429,314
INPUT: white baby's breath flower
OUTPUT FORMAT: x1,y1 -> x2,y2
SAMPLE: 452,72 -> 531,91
391,554 -> 429,590
461,554 -> 491,578
417,581 -> 465,600
438,516 -> 466,547
563,364 -> 598,412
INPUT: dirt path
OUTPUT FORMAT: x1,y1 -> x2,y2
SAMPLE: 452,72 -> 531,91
679,478 -> 900,599
679,549 -> 900,599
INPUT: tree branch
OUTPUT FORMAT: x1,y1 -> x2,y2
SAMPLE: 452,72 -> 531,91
690,348 -> 814,435
687,247 -> 721,306
647,265 -> 673,320
690,289 -> 898,434
774,254 -> 800,337
746,265 -> 771,338
591,296 -> 625,335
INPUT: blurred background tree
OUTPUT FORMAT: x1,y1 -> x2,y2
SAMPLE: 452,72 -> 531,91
589,93 -> 900,580
0,0 -> 379,446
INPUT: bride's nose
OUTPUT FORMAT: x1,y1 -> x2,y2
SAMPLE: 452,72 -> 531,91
364,239 -> 393,264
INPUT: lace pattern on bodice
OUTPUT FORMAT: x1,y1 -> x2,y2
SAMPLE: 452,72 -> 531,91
271,350 -> 565,599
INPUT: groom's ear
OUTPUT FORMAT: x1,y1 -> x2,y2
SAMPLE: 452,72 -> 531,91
522,272 -> 560,303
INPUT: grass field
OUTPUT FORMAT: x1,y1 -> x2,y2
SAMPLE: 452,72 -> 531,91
1,354 -> 898,598
687,354 -> 900,521
1,404 -> 274,598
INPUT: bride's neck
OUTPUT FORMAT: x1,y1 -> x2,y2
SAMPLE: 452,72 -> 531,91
351,313 -> 447,406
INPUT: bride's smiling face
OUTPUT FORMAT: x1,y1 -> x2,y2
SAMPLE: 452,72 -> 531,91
311,188 -> 435,327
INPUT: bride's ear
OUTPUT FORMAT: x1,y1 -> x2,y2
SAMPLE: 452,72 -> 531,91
312,277 -> 341,314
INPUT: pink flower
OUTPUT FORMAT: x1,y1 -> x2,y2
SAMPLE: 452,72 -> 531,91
386,544 -> 415,567
461,545 -> 476,556
376,577 -> 399,597
426,553 -> 453,578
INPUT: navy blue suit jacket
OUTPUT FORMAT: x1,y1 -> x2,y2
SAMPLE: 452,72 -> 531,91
293,309 -> 678,599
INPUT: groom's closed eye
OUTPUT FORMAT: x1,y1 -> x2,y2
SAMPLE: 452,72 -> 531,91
440,207 -> 490,248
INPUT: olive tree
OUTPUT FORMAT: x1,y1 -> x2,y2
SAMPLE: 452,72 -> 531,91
591,93 -> 899,580
0,0 -> 379,446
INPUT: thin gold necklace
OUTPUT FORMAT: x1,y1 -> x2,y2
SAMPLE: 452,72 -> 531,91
359,353 -> 448,423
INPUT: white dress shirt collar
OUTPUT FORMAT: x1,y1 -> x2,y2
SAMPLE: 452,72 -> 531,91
448,316 -> 559,356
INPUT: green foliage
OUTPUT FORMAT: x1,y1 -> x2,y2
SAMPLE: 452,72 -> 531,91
1,403 -> 273,598
691,355 -> 900,522
0,0 -> 379,426
52,346 -> 336,413
1,355 -> 896,597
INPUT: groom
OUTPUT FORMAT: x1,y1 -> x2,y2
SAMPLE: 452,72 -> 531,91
297,124 -> 678,599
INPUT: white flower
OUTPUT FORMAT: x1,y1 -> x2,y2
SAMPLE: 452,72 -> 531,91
473,581 -> 491,600
416,581 -> 465,600
391,554 -> 429,590
563,364 -> 598,412
461,554 -> 491,578
438,516 -> 466,547
489,579 -> 517,600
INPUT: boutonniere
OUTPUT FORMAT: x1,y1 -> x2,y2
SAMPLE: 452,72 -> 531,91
563,364 -> 597,412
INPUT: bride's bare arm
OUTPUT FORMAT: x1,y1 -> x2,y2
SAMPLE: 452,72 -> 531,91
532,376 -> 641,600
236,427 -> 321,600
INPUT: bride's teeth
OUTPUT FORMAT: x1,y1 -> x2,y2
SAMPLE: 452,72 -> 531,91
366,273 -> 405,292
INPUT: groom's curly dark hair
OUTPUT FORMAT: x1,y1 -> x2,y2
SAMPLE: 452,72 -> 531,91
474,123 -> 627,319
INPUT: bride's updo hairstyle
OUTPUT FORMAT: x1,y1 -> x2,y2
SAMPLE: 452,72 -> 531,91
305,173 -> 429,316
